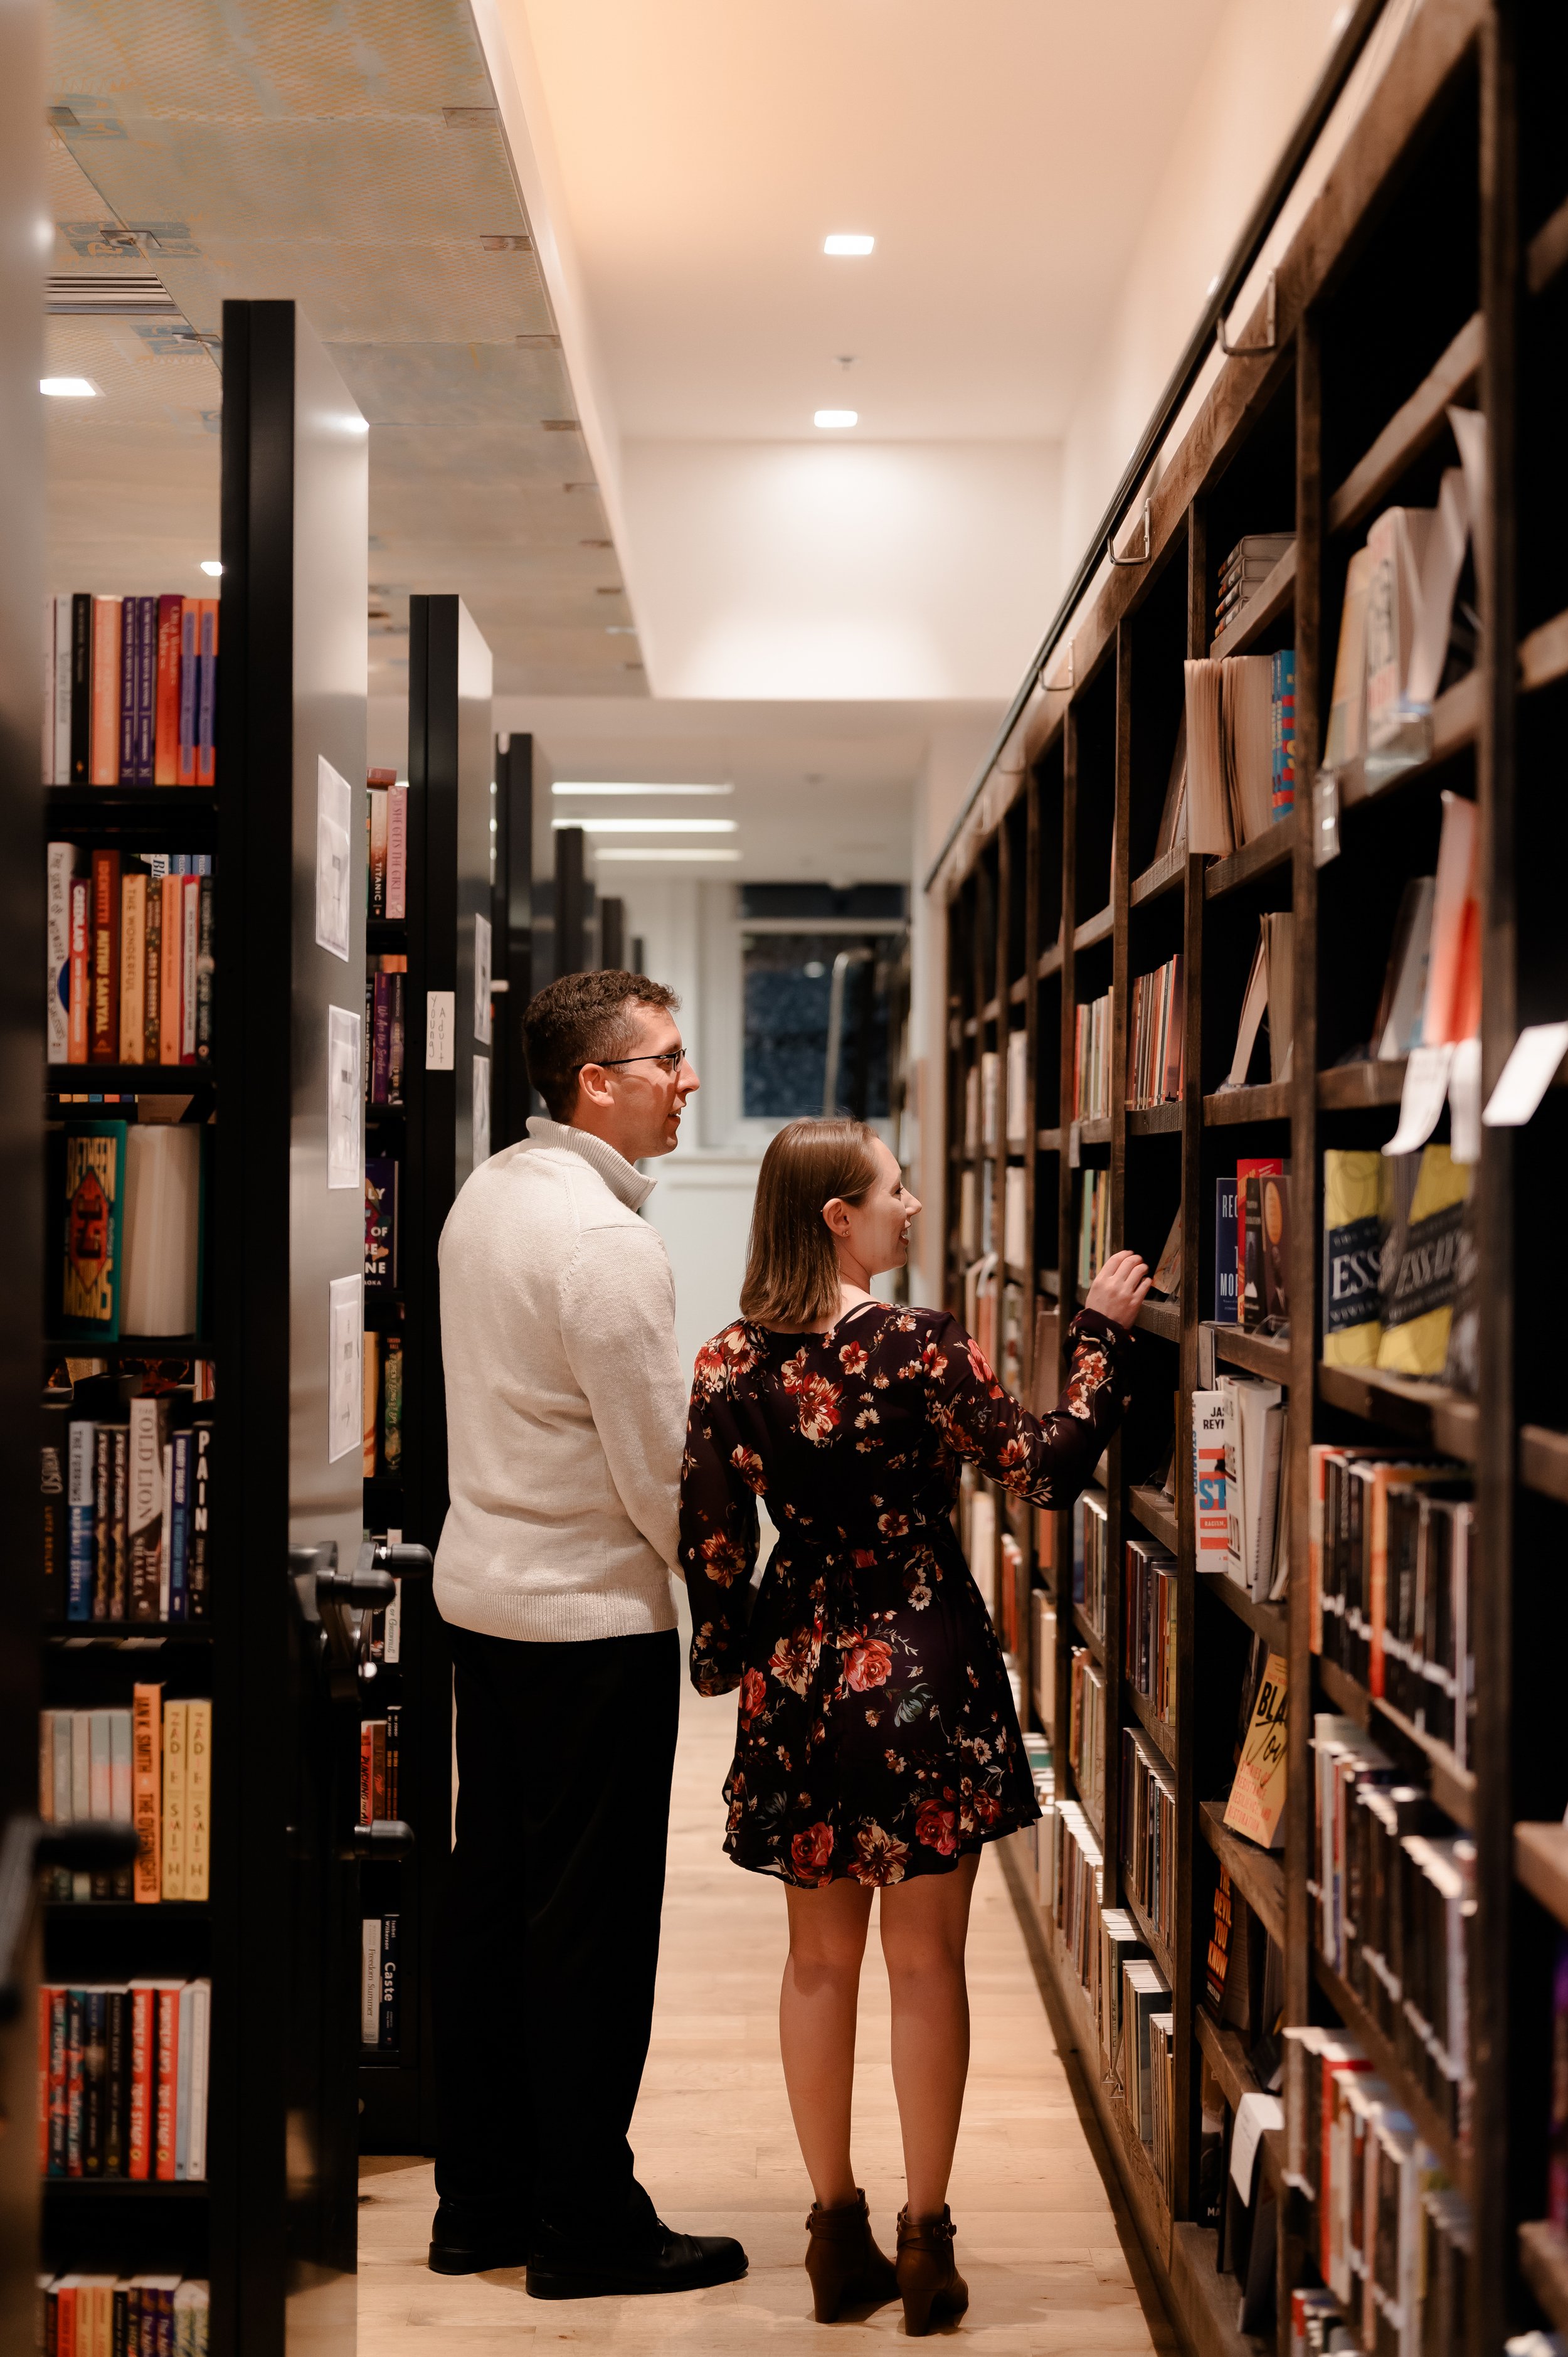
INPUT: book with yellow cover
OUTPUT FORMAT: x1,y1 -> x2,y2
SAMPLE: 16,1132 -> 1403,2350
161,1698 -> 188,1901
1224,1651 -> 1288,1850
184,1699 -> 211,1902
1322,1150 -> 1385,1367
1376,1144 -> 1471,1375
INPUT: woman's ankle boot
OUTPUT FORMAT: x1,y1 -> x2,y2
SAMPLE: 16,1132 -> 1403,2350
896,2205 -> 968,2336
803,2189 -> 898,2321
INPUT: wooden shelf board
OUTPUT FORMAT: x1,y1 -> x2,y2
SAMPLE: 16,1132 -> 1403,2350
1197,1801 -> 1285,1949
1127,1101 -> 1182,1135
1076,1115 -> 1112,1146
1337,670 -> 1480,814
1009,974 -> 1028,1004
1520,607 -> 1568,697
1317,1058 -> 1406,1109
1072,1602 -> 1106,1667
1204,813 -> 1295,900
1071,1778 -> 1106,1854
1515,1823 -> 1568,1932
1210,543 -> 1296,658
963,1015 -> 977,1040
1119,1876 -> 1177,1989
1128,1484 -> 1179,1553
1198,1572 -> 1288,1657
1520,2220 -> 1568,2335
46,1622 -> 213,1644
1314,1654 -> 1474,1826
1527,189 -> 1568,296
983,996 -> 1000,1023
1521,1424 -> 1568,1504
1074,904 -> 1114,952
48,1065 -> 211,1093
1204,1082 -> 1291,1125
1130,846 -> 1187,908
1193,2010 -> 1287,2193
43,2177 -> 210,2196
1168,2221 -> 1269,2357
1327,312 -> 1481,541
1135,1297 -> 1180,1343
1037,940 -> 1064,980
1315,1361 -> 1478,1460
45,785 -> 217,818
1213,1326 -> 1290,1383
1126,1683 -> 1177,1766
1311,1952 -> 1462,2183
1036,1125 -> 1062,1152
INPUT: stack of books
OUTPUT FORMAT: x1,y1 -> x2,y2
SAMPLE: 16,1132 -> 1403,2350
366,770 -> 408,919
43,1393 -> 212,1620
1214,534 -> 1293,639
38,1978 -> 211,2178
1073,992 -> 1112,1120
1120,1724 -> 1177,1945
41,592 -> 218,787
1068,1647 -> 1106,1823
40,2276 -> 209,2354
38,1689 -> 212,1903
1126,955 -> 1184,1109
1123,1536 -> 1177,1723
46,844 -> 213,1067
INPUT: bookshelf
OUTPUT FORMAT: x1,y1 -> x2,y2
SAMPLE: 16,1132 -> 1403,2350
937,13 -> 1568,2351
490,732 -> 534,1152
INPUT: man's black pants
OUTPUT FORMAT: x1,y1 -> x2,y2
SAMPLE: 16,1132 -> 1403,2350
433,1623 -> 681,2235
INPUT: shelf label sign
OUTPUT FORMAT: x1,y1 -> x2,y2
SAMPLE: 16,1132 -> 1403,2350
426,989 -> 455,1071
474,914 -> 492,1045
315,756 -> 354,962
327,1274 -> 363,1464
326,1006 -> 363,1190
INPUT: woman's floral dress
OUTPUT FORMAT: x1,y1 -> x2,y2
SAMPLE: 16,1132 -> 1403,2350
677,1301 -> 1133,1888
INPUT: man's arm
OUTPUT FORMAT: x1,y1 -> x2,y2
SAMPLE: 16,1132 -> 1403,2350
558,1221 -> 686,1569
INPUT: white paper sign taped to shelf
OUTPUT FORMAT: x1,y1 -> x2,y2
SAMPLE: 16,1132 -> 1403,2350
472,1051 -> 491,1168
1483,1019 -> 1568,1129
426,989 -> 455,1071
1383,1041 -> 1452,1157
474,913 -> 492,1045
326,1006 -> 363,1189
327,1274 -> 363,1464
315,756 -> 353,962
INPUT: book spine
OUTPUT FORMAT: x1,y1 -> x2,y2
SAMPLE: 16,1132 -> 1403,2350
132,1685 -> 161,1900
70,595 -> 92,784
119,873 -> 146,1062
361,1919 -> 381,2045
142,869 -> 162,1064
67,1422 -> 94,1619
90,849 -> 120,1061
359,1722 -> 373,1826
47,1987 -> 67,2172
167,1432 -> 191,1620
41,1424 -> 66,1620
382,1334 -> 403,1475
188,1422 -> 212,1618
109,1422 -> 129,1619
42,593 -> 55,783
127,1397 -> 166,1619
154,1989 -> 177,2180
386,782 -> 408,919
65,1989 -> 85,2174
388,971 -> 404,1102
180,876 -> 199,1062
371,972 -> 390,1103
47,842 -> 73,1063
176,603 -> 198,785
195,600 -> 218,786
105,1992 -> 127,2174
184,1701 -> 211,1902
159,875 -> 183,1063
83,1987 -> 105,2173
379,1913 -> 400,2048
368,789 -> 388,918
127,1989 -> 152,2176
92,1425 -> 112,1620
68,878 -> 89,1063
161,1700 -> 188,1899
118,595 -> 137,782
54,594 -> 73,784
160,1442 -> 172,1614
154,595 -> 183,784
186,1982 -> 209,2181
135,596 -> 157,781
194,875 -> 214,1061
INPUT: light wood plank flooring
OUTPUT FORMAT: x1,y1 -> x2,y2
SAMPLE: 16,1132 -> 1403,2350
358,1681 -> 1173,2351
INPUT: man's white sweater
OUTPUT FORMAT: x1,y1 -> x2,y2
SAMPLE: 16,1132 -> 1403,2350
433,1117 -> 684,1642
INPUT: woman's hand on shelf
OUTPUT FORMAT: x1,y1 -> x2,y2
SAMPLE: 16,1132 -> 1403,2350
1083,1250 -> 1152,1332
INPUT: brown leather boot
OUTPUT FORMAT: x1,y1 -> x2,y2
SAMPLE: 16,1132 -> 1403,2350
896,2205 -> 969,2336
803,2189 -> 898,2321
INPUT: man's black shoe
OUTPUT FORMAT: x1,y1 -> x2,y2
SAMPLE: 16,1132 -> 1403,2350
525,2223 -> 748,2301
427,2198 -> 532,2275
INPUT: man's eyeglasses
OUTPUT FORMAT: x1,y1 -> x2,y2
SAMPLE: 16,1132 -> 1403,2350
579,1049 -> 687,1076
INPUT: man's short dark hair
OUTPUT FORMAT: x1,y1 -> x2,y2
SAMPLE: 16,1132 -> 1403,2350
522,970 -> 681,1122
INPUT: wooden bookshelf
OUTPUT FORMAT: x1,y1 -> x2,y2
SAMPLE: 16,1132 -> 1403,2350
934,12 -> 1562,2344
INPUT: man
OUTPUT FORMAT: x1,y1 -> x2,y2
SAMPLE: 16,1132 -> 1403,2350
428,968 -> 746,2299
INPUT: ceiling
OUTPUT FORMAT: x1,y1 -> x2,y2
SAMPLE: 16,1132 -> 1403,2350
43,0 -> 640,696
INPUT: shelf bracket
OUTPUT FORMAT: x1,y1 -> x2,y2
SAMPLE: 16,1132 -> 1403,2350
1106,503 -> 1152,569
1216,272 -> 1278,358
1039,638 -> 1074,693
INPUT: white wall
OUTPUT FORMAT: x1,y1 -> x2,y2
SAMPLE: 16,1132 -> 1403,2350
622,439 -> 1061,702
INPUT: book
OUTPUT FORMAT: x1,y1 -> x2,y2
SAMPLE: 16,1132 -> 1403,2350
363,1330 -> 381,1476
378,1914 -> 400,2048
67,876 -> 89,1061
1234,1156 -> 1283,1321
1376,1143 -> 1471,1376
119,869 -> 147,1061
159,872 -> 183,1062
361,1918 -> 382,2045
1213,1173 -> 1238,1322
154,595 -> 183,784
133,594 -> 157,781
181,873 -> 199,1061
1192,1390 -> 1232,1562
1224,1649 -> 1288,1848
61,1124 -> 127,1338
382,1334 -> 403,1476
1322,1149 -> 1384,1365
1270,648 -> 1296,816
386,780 -> 409,918
188,1420 -> 213,1618
194,599 -> 218,786
1419,790 -> 1480,1048
1323,546 -> 1373,773
195,873 -> 215,1060
1371,875 -> 1435,1060
364,1154 -> 399,1290
127,1395 -> 167,1618
368,787 -> 388,917
90,597 -> 121,784
1218,1373 -> 1284,1597
47,842 -> 73,1062
121,1124 -> 201,1336
69,593 -> 92,784
161,1701 -> 189,1900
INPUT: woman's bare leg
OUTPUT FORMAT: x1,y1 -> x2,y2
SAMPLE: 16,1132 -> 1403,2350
780,1878 -> 875,2208
878,1853 -> 980,2216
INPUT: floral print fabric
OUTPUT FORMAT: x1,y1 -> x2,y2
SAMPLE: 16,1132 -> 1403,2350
678,1303 -> 1132,1886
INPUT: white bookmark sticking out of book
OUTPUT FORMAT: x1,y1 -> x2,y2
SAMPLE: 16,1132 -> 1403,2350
1448,1035 -> 1482,1163
1384,1041 -> 1453,1157
1482,1019 -> 1568,1129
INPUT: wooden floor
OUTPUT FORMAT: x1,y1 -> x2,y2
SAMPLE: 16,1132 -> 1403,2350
358,1679 -> 1173,2352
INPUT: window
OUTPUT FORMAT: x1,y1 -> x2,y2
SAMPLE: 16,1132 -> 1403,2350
739,886 -> 906,1120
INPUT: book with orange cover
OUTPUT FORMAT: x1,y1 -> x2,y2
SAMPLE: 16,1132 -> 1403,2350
154,595 -> 183,784
68,878 -> 90,1063
159,875 -> 183,1063
90,597 -> 121,784
132,1683 -> 161,1900
154,1984 -> 179,2179
89,850 -> 120,1061
126,1982 -> 156,2176
119,872 -> 147,1063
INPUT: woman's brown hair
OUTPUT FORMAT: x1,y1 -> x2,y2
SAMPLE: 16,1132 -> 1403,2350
740,1116 -> 881,1329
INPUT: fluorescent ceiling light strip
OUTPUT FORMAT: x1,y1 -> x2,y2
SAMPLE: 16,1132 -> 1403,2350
551,816 -> 737,834
551,782 -> 733,796
593,848 -> 741,863
824,234 -> 874,255
814,410 -> 856,429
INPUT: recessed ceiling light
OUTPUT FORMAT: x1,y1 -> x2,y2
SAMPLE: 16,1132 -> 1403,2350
551,782 -> 733,796
824,234 -> 874,257
593,847 -> 741,863
815,410 -> 857,429
41,376 -> 98,397
551,817 -> 738,834
200,560 -> 222,577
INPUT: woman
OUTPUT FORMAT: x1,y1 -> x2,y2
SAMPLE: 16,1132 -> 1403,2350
678,1116 -> 1147,2334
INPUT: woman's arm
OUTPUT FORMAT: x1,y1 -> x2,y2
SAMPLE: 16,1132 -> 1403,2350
919,1304 -> 1135,1510
678,1388 -> 761,1696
